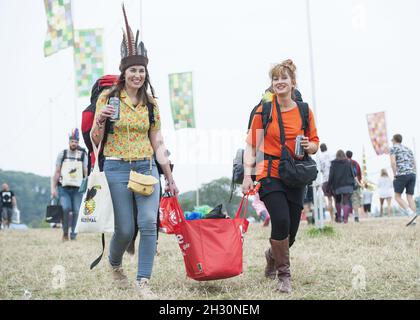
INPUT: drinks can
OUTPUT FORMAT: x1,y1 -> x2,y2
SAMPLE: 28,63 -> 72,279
108,97 -> 120,121
295,135 -> 305,157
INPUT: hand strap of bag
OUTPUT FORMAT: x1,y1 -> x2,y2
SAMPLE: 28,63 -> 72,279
235,194 -> 249,219
90,130 -> 102,173
274,99 -> 287,147
275,99 -> 307,159
88,131 -> 104,270
275,99 -> 310,150
90,233 -> 105,270
50,197 -> 59,206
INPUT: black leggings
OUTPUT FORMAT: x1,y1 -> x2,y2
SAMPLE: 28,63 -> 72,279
262,191 -> 303,245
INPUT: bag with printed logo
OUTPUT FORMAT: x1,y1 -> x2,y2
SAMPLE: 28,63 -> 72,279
159,194 -> 183,234
174,195 -> 249,281
75,135 -> 114,269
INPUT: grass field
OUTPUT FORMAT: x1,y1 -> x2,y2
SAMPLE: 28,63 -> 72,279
0,217 -> 418,300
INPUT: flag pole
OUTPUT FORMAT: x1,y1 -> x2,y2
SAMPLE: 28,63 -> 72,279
196,156 -> 200,207
192,71 -> 199,207
139,0 -> 143,39
306,0 -> 324,228
413,137 -> 419,197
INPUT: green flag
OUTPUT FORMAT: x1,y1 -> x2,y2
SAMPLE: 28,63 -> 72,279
43,0 -> 74,57
168,72 -> 196,129
73,29 -> 104,97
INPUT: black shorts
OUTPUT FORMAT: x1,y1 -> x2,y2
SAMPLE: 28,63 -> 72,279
304,185 -> 314,204
363,204 -> 371,212
1,207 -> 13,222
393,174 -> 416,195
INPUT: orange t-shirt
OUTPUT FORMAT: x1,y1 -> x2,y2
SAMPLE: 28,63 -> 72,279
246,97 -> 319,181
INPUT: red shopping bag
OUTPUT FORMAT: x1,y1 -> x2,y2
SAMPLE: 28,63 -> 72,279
159,194 -> 184,234
174,195 -> 250,281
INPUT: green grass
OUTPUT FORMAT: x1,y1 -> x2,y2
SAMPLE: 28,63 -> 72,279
306,225 -> 336,238
0,217 -> 418,300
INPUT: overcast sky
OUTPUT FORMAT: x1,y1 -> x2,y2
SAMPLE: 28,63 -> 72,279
1,0 -> 419,199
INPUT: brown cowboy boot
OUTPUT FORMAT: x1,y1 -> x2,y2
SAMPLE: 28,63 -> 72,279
264,246 -> 276,280
270,238 -> 292,294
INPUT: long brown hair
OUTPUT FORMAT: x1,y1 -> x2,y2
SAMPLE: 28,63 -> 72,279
107,66 -> 156,105
336,149 -> 346,160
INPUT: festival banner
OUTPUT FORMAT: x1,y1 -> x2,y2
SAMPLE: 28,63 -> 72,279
43,0 -> 74,57
73,29 -> 104,97
168,72 -> 196,129
366,111 -> 389,155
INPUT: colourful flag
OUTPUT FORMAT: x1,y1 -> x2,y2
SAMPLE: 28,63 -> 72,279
43,0 -> 74,57
366,111 -> 389,155
362,147 -> 367,179
73,29 -> 104,97
168,72 -> 196,129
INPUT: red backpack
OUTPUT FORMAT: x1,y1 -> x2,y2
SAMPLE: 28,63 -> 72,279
81,75 -> 119,172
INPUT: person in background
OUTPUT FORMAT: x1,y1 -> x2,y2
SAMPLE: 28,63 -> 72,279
377,169 -> 394,217
362,183 -> 373,216
318,143 -> 334,222
1,183 -> 17,229
328,150 -> 355,224
51,128 -> 88,241
346,150 -> 363,222
303,184 -> 314,225
389,134 -> 417,226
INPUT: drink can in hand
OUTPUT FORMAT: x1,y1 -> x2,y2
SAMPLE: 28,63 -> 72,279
108,97 -> 120,122
295,135 -> 305,157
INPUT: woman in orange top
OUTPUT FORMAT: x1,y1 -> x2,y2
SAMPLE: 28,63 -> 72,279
242,59 -> 319,293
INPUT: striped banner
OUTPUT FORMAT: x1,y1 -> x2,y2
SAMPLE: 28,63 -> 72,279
366,111 -> 389,155
168,72 -> 196,130
43,0 -> 74,57
73,29 -> 104,97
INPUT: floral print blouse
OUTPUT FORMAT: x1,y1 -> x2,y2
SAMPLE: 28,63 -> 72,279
95,89 -> 161,159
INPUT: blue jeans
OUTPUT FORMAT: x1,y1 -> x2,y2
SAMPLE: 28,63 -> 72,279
58,186 -> 83,239
104,159 -> 160,280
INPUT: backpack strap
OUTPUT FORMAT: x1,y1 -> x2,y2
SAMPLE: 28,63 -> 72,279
60,149 -> 67,166
247,100 -> 273,136
247,104 -> 260,129
261,100 -> 273,137
146,101 -> 155,128
296,101 -> 310,136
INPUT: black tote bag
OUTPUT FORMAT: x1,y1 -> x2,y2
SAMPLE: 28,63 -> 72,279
45,198 -> 64,223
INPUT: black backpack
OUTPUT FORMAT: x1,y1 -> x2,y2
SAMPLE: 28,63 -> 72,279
229,89 -> 308,201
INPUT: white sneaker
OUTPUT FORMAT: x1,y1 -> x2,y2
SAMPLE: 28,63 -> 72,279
406,214 -> 418,226
135,278 -> 158,299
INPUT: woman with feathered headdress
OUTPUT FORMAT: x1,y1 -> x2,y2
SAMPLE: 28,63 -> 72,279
91,4 -> 178,299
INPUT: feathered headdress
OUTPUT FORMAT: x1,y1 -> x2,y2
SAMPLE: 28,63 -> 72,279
69,128 -> 80,141
119,3 -> 148,72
